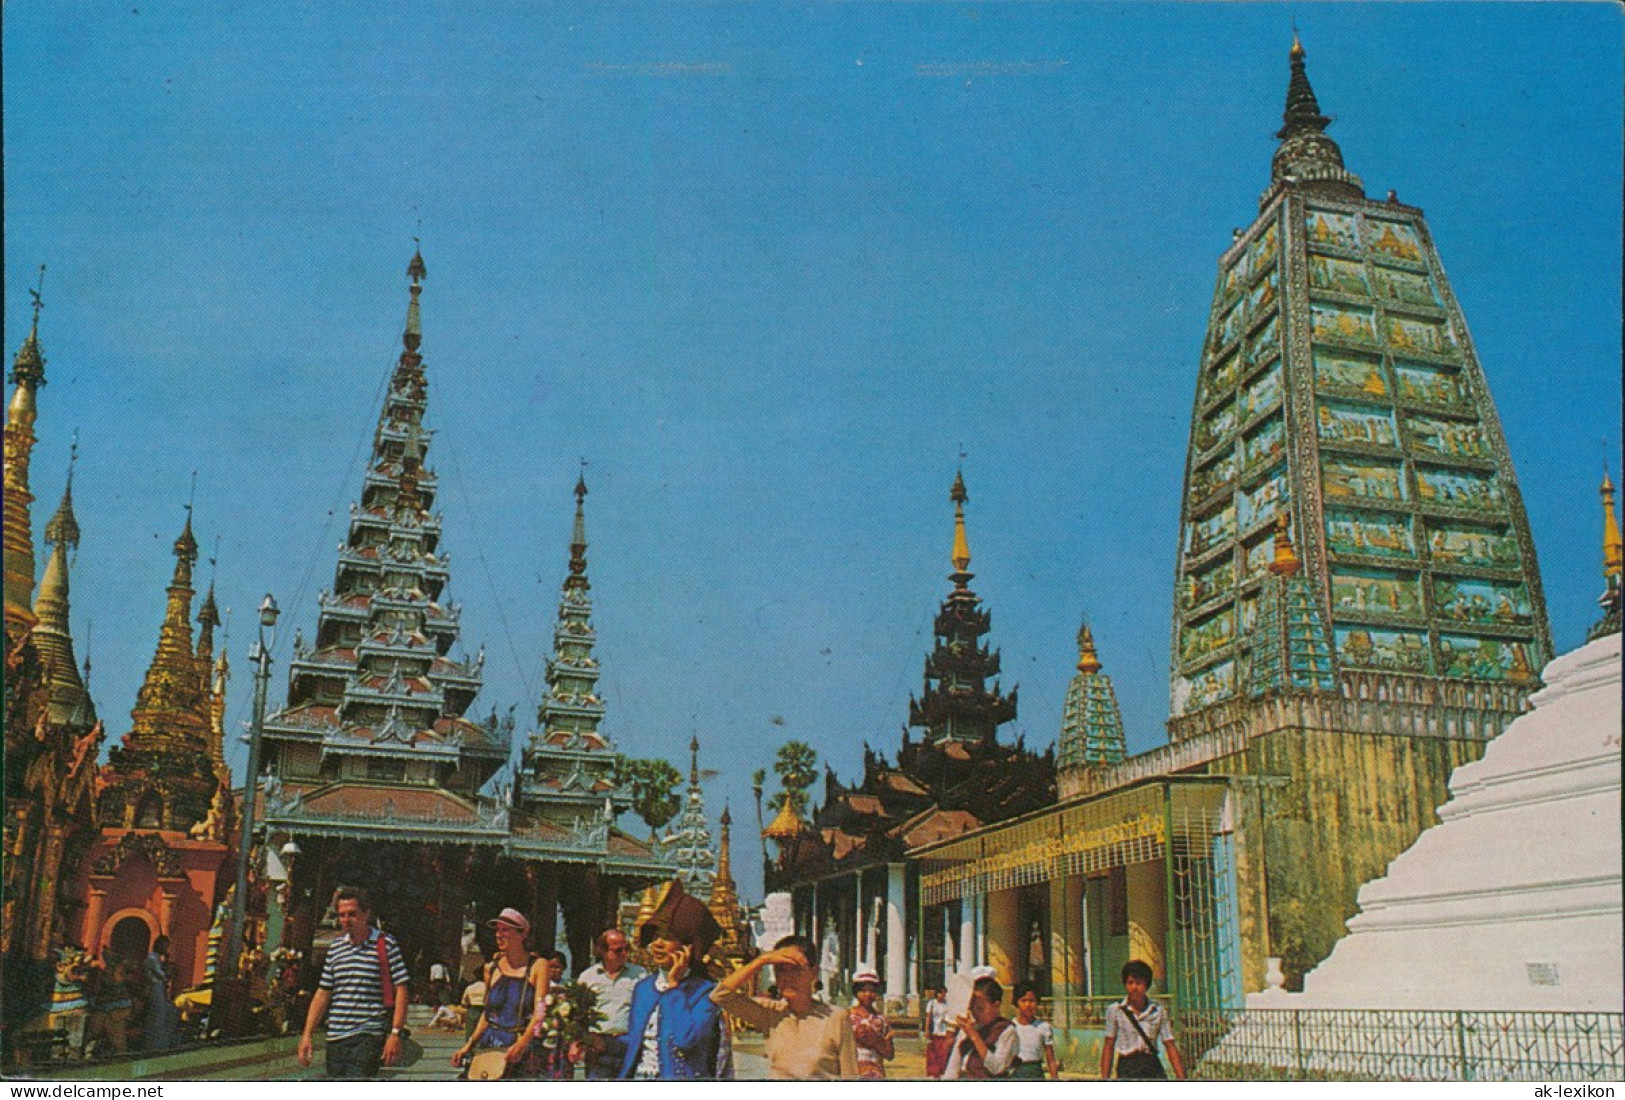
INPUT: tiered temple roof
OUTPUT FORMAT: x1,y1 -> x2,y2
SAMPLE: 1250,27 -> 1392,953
907,471 -> 1017,744
663,736 -> 716,890
772,472 -> 1053,885
516,475 -> 626,823
508,475 -> 665,874
259,252 -> 508,843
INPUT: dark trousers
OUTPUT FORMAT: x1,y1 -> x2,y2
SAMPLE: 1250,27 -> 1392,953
326,1032 -> 386,1079
1115,1051 -> 1166,1079
587,1035 -> 629,1080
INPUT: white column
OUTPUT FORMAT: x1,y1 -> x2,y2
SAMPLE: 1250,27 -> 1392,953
851,877 -> 862,980
959,896 -> 976,975
885,863 -> 906,1000
944,904 -> 957,975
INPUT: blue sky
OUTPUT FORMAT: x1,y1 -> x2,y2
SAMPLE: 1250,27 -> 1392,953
6,2 -> 1620,902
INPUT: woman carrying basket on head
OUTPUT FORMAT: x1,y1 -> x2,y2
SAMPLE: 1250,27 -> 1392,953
451,909 -> 551,1079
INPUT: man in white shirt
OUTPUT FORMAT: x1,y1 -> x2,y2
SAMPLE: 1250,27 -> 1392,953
578,929 -> 644,1079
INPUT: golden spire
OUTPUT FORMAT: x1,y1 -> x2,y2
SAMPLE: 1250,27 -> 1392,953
634,882 -> 660,939
1603,469 -> 1622,582
1076,620 -> 1102,675
707,804 -> 745,960
1268,513 -> 1301,576
4,267 -> 48,634
950,468 -> 973,587
129,508 -> 208,747
762,791 -> 806,839
33,443 -> 92,727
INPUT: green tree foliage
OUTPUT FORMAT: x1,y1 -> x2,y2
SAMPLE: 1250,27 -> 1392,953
613,755 -> 683,840
773,740 -> 818,814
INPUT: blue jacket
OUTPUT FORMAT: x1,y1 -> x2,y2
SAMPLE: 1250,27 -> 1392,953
619,972 -> 726,1079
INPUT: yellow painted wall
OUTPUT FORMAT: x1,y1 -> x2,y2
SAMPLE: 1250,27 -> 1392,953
1213,725 -> 1482,988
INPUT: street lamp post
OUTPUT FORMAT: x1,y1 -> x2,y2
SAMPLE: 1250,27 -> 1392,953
220,593 -> 278,1006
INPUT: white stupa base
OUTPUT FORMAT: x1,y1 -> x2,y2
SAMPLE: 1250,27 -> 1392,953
1202,632 -> 1622,1080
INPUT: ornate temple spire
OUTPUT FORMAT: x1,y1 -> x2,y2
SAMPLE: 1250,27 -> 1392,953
404,247 -> 426,355
103,506 -> 217,830
526,471 -> 624,819
1265,33 -> 1362,207
1076,621 -> 1102,675
950,468 -> 972,588
1603,470 -> 1622,584
1057,618 -> 1125,769
707,803 -> 746,962
567,470 -> 589,593
664,735 -> 716,890
1277,33 -> 1331,140
5,269 -> 48,634
1590,469 -> 1623,640
33,444 -> 94,728
909,469 -> 1017,745
130,509 -> 206,735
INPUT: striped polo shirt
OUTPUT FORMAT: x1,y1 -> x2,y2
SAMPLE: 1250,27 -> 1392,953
318,928 -> 411,1041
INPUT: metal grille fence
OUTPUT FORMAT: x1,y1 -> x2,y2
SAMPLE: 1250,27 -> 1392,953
1186,1008 -> 1624,1082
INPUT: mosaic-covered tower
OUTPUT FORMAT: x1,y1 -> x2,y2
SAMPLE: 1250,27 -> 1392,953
1161,37 -> 1553,986
908,471 -> 1018,745
1056,622 -> 1125,774
1172,36 -> 1550,721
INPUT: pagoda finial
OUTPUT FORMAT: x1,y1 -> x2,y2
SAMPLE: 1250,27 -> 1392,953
567,465 -> 589,586
1603,468 -> 1622,582
1268,513 -> 1301,576
1076,618 -> 1102,675
11,265 -> 47,394
44,436 -> 80,554
403,243 -> 426,354
1278,31 -> 1331,140
950,468 -> 973,586
5,266 -> 49,629
689,734 -> 701,787
1266,32 -> 1362,204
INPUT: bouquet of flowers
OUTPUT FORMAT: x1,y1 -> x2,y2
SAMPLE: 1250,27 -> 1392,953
535,981 -> 603,1051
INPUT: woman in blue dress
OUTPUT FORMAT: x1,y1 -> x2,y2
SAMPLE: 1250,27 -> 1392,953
451,909 -> 550,1078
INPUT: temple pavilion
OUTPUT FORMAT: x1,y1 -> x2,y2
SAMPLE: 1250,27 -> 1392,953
255,252 -> 669,979
767,470 -> 1055,1004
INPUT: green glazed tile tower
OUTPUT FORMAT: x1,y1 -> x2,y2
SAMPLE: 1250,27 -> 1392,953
1165,38 -> 1552,987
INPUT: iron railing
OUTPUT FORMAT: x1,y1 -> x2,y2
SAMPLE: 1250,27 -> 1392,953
1184,1008 -> 1623,1082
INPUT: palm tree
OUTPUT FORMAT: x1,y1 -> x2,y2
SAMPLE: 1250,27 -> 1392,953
751,767 -> 768,871
773,740 -> 818,815
614,756 -> 683,841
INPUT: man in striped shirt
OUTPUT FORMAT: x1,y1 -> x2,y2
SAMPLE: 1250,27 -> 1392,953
297,886 -> 411,1078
